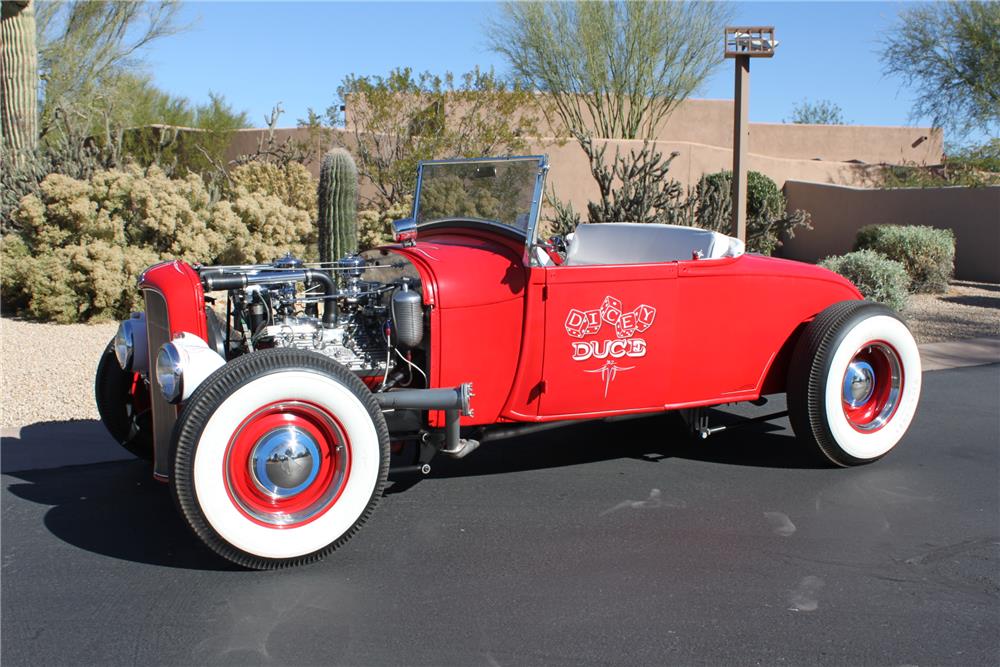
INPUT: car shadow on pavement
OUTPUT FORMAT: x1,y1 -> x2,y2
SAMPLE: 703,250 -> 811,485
387,409 -> 830,493
3,411 -> 827,567
3,420 -> 235,571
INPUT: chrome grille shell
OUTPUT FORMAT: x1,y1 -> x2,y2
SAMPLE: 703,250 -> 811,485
144,289 -> 176,480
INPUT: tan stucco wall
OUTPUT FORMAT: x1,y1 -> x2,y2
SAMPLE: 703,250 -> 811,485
649,99 -> 942,165
343,96 -> 943,165
528,137 -> 874,215
782,182 -> 1000,283
224,128 -> 875,209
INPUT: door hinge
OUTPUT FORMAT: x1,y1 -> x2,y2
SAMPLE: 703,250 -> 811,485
541,285 -> 548,300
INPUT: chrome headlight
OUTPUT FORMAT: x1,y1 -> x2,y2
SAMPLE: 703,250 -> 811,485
155,333 -> 227,404
155,341 -> 184,403
114,320 -> 134,370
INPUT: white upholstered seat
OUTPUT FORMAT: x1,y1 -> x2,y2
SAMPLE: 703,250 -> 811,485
563,223 -> 745,266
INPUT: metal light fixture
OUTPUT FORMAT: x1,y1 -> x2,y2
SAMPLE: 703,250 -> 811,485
724,26 -> 778,243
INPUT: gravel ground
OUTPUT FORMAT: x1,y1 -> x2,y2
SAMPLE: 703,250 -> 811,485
1,281 -> 996,428
0,318 -> 116,428
903,280 -> 1000,343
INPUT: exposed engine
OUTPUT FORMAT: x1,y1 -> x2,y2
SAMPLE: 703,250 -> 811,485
197,252 -> 427,389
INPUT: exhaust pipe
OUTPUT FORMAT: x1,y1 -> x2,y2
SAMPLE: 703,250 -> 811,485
375,383 -> 475,459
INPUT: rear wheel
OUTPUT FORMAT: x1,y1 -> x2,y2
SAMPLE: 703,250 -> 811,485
787,301 -> 922,466
95,339 -> 153,460
170,348 -> 389,569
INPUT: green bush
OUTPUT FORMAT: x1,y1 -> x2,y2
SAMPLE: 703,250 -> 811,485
819,250 -> 911,311
680,170 -> 811,255
854,224 -> 954,293
2,164 -> 314,323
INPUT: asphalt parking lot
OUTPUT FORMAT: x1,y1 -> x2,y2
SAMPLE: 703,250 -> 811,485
3,364 -> 998,666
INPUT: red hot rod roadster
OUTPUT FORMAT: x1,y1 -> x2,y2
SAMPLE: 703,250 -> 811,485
96,155 -> 922,568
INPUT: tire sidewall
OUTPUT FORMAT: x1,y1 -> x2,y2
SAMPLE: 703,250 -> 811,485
172,350 -> 388,566
818,312 -> 922,462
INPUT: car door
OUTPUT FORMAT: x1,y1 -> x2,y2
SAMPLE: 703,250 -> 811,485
538,262 -> 678,418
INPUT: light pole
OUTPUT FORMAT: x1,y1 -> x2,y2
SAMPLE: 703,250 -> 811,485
724,26 -> 777,242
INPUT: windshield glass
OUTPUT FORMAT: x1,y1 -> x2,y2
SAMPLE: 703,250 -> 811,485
414,157 -> 542,235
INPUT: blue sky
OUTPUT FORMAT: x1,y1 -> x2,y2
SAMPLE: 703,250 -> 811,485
143,2 -> 945,138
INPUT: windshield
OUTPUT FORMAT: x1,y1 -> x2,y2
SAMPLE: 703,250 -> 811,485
413,157 -> 545,237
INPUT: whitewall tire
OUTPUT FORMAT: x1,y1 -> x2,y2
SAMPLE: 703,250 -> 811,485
788,301 -> 922,466
170,348 -> 389,569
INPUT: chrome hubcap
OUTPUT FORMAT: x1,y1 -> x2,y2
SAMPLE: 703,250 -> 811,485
249,426 -> 321,498
843,360 -> 875,408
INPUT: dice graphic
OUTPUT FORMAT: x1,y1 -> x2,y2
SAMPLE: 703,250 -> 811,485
615,310 -> 639,338
565,309 -> 587,338
633,304 -> 656,332
581,309 -> 602,336
600,296 -> 622,325
565,308 -> 603,338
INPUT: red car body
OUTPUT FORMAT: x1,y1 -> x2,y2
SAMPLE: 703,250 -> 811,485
141,228 -> 860,441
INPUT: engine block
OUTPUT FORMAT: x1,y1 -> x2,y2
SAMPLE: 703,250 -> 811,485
198,253 -> 425,386
255,316 -> 390,375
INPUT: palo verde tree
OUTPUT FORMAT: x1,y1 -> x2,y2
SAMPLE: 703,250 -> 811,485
328,66 -> 541,209
35,1 -> 186,139
879,1 -> 1000,140
489,0 -> 730,223
786,99 -> 847,125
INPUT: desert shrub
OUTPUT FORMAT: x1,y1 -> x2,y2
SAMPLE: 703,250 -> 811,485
854,224 -> 954,293
543,189 -> 581,237
356,199 -> 412,251
584,141 -> 684,226
229,161 -> 317,218
2,164 -> 314,322
819,250 -> 910,311
680,170 -> 811,255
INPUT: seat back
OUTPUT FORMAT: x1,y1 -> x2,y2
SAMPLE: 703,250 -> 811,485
564,223 -> 744,266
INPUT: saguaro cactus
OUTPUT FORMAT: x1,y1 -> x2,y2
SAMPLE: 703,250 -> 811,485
1,0 -> 38,157
317,147 -> 358,263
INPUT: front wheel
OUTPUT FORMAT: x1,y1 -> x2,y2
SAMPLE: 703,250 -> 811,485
787,301 -> 922,467
95,339 -> 153,460
170,348 -> 390,569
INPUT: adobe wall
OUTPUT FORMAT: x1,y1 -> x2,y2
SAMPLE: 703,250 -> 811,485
341,96 -> 944,165
224,128 -> 875,208
649,99 -> 942,165
782,182 -> 1000,283
524,137 -> 873,215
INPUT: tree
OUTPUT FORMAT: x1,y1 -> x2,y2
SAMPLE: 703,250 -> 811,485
1,0 -> 38,157
489,1 -> 730,222
119,82 -> 250,176
786,99 -> 846,125
329,66 -> 540,208
35,0 -> 187,139
879,1 -> 1000,139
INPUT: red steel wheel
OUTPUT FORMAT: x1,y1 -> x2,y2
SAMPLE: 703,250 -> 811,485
840,342 -> 903,433
223,401 -> 351,528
